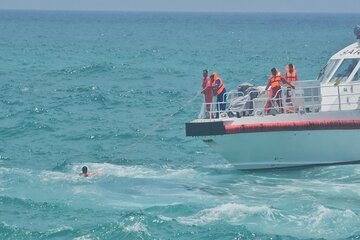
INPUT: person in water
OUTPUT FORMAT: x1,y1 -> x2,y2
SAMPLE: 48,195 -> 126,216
79,166 -> 99,177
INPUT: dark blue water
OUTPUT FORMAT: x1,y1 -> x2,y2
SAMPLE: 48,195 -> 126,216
1,10 -> 360,239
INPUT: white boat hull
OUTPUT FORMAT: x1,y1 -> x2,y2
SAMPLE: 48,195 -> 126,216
186,38 -> 360,170
205,129 -> 360,169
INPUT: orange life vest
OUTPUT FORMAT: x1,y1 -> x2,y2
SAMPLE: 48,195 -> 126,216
269,70 -> 282,88
285,65 -> 298,83
212,72 -> 225,95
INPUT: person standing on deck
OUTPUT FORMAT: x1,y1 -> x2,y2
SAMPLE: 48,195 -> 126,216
285,64 -> 299,103
264,68 -> 294,114
210,72 -> 227,116
201,69 -> 213,116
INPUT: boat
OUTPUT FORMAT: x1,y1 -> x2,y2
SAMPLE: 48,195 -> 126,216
185,26 -> 360,170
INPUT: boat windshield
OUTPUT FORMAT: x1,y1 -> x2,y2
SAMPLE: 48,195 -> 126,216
317,59 -> 339,82
330,58 -> 360,82
351,67 -> 360,81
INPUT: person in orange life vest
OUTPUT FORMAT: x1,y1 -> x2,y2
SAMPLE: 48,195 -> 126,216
285,64 -> 299,103
210,72 -> 227,112
201,70 -> 213,113
264,68 -> 295,114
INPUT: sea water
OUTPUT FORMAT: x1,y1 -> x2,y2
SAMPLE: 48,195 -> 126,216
1,10 -> 360,239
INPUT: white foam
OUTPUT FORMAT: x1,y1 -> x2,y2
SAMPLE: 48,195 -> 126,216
123,222 -> 150,236
177,203 -> 274,225
73,163 -> 197,179
0,167 -> 32,176
307,205 -> 358,234
163,168 -> 197,178
177,203 -> 360,239
308,205 -> 331,229
72,186 -> 102,197
157,215 -> 173,222
271,184 -> 301,194
0,163 -> 197,185
354,166 -> 360,174
73,234 -> 93,240
20,87 -> 29,92
39,171 -> 81,183
279,204 -> 360,239
195,151 -> 205,154
207,163 -> 234,169
343,209 -> 357,218
47,226 -> 73,234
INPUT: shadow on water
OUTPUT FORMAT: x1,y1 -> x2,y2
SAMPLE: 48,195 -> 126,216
199,161 -> 360,187
240,164 -> 323,175
202,163 -> 318,175
238,160 -> 360,173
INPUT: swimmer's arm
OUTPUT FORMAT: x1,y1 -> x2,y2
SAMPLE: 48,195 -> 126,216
88,171 -> 100,176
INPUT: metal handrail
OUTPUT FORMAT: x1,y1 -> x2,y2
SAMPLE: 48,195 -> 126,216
197,81 -> 360,119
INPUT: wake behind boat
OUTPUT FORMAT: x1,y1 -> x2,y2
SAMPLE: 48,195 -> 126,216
186,26 -> 360,170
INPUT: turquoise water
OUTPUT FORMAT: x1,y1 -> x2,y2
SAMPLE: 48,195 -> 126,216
1,10 -> 360,239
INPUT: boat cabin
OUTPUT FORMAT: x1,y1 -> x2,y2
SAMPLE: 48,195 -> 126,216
318,42 -> 360,84
319,33 -> 360,112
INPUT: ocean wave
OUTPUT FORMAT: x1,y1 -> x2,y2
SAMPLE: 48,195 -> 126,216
68,88 -> 108,104
0,120 -> 54,138
0,195 -> 63,212
39,170 -> 86,183
107,88 -> 183,99
302,205 -> 359,238
123,222 -> 150,236
31,106 -> 48,114
177,203 -> 275,226
73,234 -> 93,240
0,221 -> 78,239
206,163 -> 234,169
1,99 -> 24,106
44,226 -> 75,239
263,204 -> 360,239
71,163 -> 198,180
0,167 -> 32,176
47,63 -> 115,76
5,163 -> 198,184
176,202 -> 360,239
1,165 -> 175,194
64,85 -> 99,93
0,166 -> 93,184
0,222 -> 35,239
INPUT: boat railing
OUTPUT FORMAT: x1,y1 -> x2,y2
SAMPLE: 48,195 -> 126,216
197,80 -> 360,119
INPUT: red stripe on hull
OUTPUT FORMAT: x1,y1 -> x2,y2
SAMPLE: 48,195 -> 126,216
224,120 -> 360,134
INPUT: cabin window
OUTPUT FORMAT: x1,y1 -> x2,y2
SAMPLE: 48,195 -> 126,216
352,67 -> 360,81
317,60 -> 339,82
330,59 -> 359,82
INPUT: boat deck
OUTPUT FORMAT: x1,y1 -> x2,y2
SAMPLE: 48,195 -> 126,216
196,80 -> 360,121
